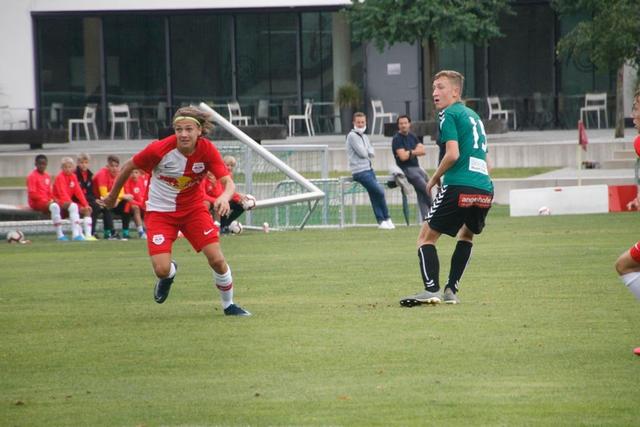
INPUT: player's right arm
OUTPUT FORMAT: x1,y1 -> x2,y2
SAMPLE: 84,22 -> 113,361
101,159 -> 136,208
427,140 -> 459,195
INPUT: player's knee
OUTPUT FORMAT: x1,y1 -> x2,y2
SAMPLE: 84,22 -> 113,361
153,263 -> 171,278
615,254 -> 629,276
209,257 -> 227,273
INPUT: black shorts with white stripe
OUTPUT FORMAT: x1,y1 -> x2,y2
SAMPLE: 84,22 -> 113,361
427,185 -> 493,237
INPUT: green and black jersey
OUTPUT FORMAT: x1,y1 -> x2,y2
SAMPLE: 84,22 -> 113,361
437,101 -> 493,193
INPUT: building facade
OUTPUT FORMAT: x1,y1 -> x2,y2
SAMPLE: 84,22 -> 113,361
0,0 -> 635,135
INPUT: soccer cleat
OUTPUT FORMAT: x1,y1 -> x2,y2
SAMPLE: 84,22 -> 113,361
139,231 -> 147,239
107,232 -> 121,241
634,347 -> 640,356
72,235 -> 86,241
154,260 -> 177,304
85,235 -> 98,241
57,236 -> 69,241
224,304 -> 252,316
443,288 -> 460,304
399,290 -> 442,307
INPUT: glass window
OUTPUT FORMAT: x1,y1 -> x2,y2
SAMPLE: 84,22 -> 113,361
302,12 -> 333,103
439,42 -> 475,98
170,15 -> 233,107
103,16 -> 166,105
236,13 -> 298,121
35,17 -> 102,128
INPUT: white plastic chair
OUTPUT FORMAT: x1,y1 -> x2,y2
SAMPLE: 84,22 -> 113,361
288,102 -> 315,136
487,96 -> 517,130
68,104 -> 99,141
371,99 -> 397,135
227,101 -> 250,126
580,93 -> 608,129
109,103 -> 141,140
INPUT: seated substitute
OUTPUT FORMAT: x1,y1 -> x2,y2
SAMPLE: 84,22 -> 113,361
93,155 -> 132,240
26,154 -> 67,241
53,157 -> 94,241
122,168 -> 148,239
201,155 -> 256,234
75,153 -> 101,239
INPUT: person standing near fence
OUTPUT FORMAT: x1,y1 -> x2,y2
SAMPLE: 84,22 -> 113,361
100,106 -> 251,316
400,70 -> 493,306
346,112 -> 395,230
391,115 -> 432,220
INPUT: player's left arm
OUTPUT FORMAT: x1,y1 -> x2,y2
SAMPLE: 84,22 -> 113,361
427,140 -> 459,195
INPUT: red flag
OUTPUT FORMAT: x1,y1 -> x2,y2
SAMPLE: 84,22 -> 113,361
578,120 -> 589,151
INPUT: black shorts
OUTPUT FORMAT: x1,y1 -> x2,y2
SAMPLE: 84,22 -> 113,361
427,185 -> 493,237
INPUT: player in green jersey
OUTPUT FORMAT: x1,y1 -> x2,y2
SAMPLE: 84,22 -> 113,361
401,70 -> 494,306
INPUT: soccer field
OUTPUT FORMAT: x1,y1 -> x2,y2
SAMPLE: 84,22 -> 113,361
2,206 -> 639,426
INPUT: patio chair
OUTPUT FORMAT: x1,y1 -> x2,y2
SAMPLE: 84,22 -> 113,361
227,101 -> 250,126
288,102 -> 315,136
68,104 -> 99,141
371,99 -> 397,135
109,103 -> 141,140
487,96 -> 517,130
580,93 -> 608,129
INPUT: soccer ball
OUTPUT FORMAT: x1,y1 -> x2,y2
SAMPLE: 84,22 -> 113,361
6,230 -> 25,243
538,206 -> 551,216
241,194 -> 257,210
228,221 -> 243,234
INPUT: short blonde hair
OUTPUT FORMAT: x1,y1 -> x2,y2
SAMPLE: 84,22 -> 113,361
61,156 -> 74,168
434,70 -> 465,95
223,155 -> 237,169
77,152 -> 90,162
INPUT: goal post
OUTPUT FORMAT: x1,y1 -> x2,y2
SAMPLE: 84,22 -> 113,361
198,102 -> 325,210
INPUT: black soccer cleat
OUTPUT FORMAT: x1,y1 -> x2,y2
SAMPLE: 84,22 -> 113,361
223,304 -> 252,316
154,260 -> 177,304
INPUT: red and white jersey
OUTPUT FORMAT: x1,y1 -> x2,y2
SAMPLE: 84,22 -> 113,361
53,172 -> 89,207
132,135 -> 229,212
26,169 -> 52,209
124,176 -> 148,209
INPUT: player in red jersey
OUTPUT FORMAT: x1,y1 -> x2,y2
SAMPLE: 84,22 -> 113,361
52,157 -> 93,241
615,90 -> 640,355
27,154 -> 69,240
122,168 -> 148,239
93,155 -> 131,239
201,155 -> 256,234
101,106 -> 250,316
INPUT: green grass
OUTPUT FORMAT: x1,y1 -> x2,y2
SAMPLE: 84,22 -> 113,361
0,168 -> 558,188
2,206 -> 640,425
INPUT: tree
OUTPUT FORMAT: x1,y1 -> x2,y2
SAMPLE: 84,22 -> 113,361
347,0 -> 512,118
553,0 -> 640,138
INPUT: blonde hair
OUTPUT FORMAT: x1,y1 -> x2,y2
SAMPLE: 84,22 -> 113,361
223,155 -> 237,169
172,106 -> 214,136
434,70 -> 465,95
61,156 -> 74,168
352,111 -> 366,121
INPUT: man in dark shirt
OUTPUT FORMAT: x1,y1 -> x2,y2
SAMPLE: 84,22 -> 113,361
391,115 -> 432,220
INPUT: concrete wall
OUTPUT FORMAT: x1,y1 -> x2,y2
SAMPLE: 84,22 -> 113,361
0,2 -> 35,124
